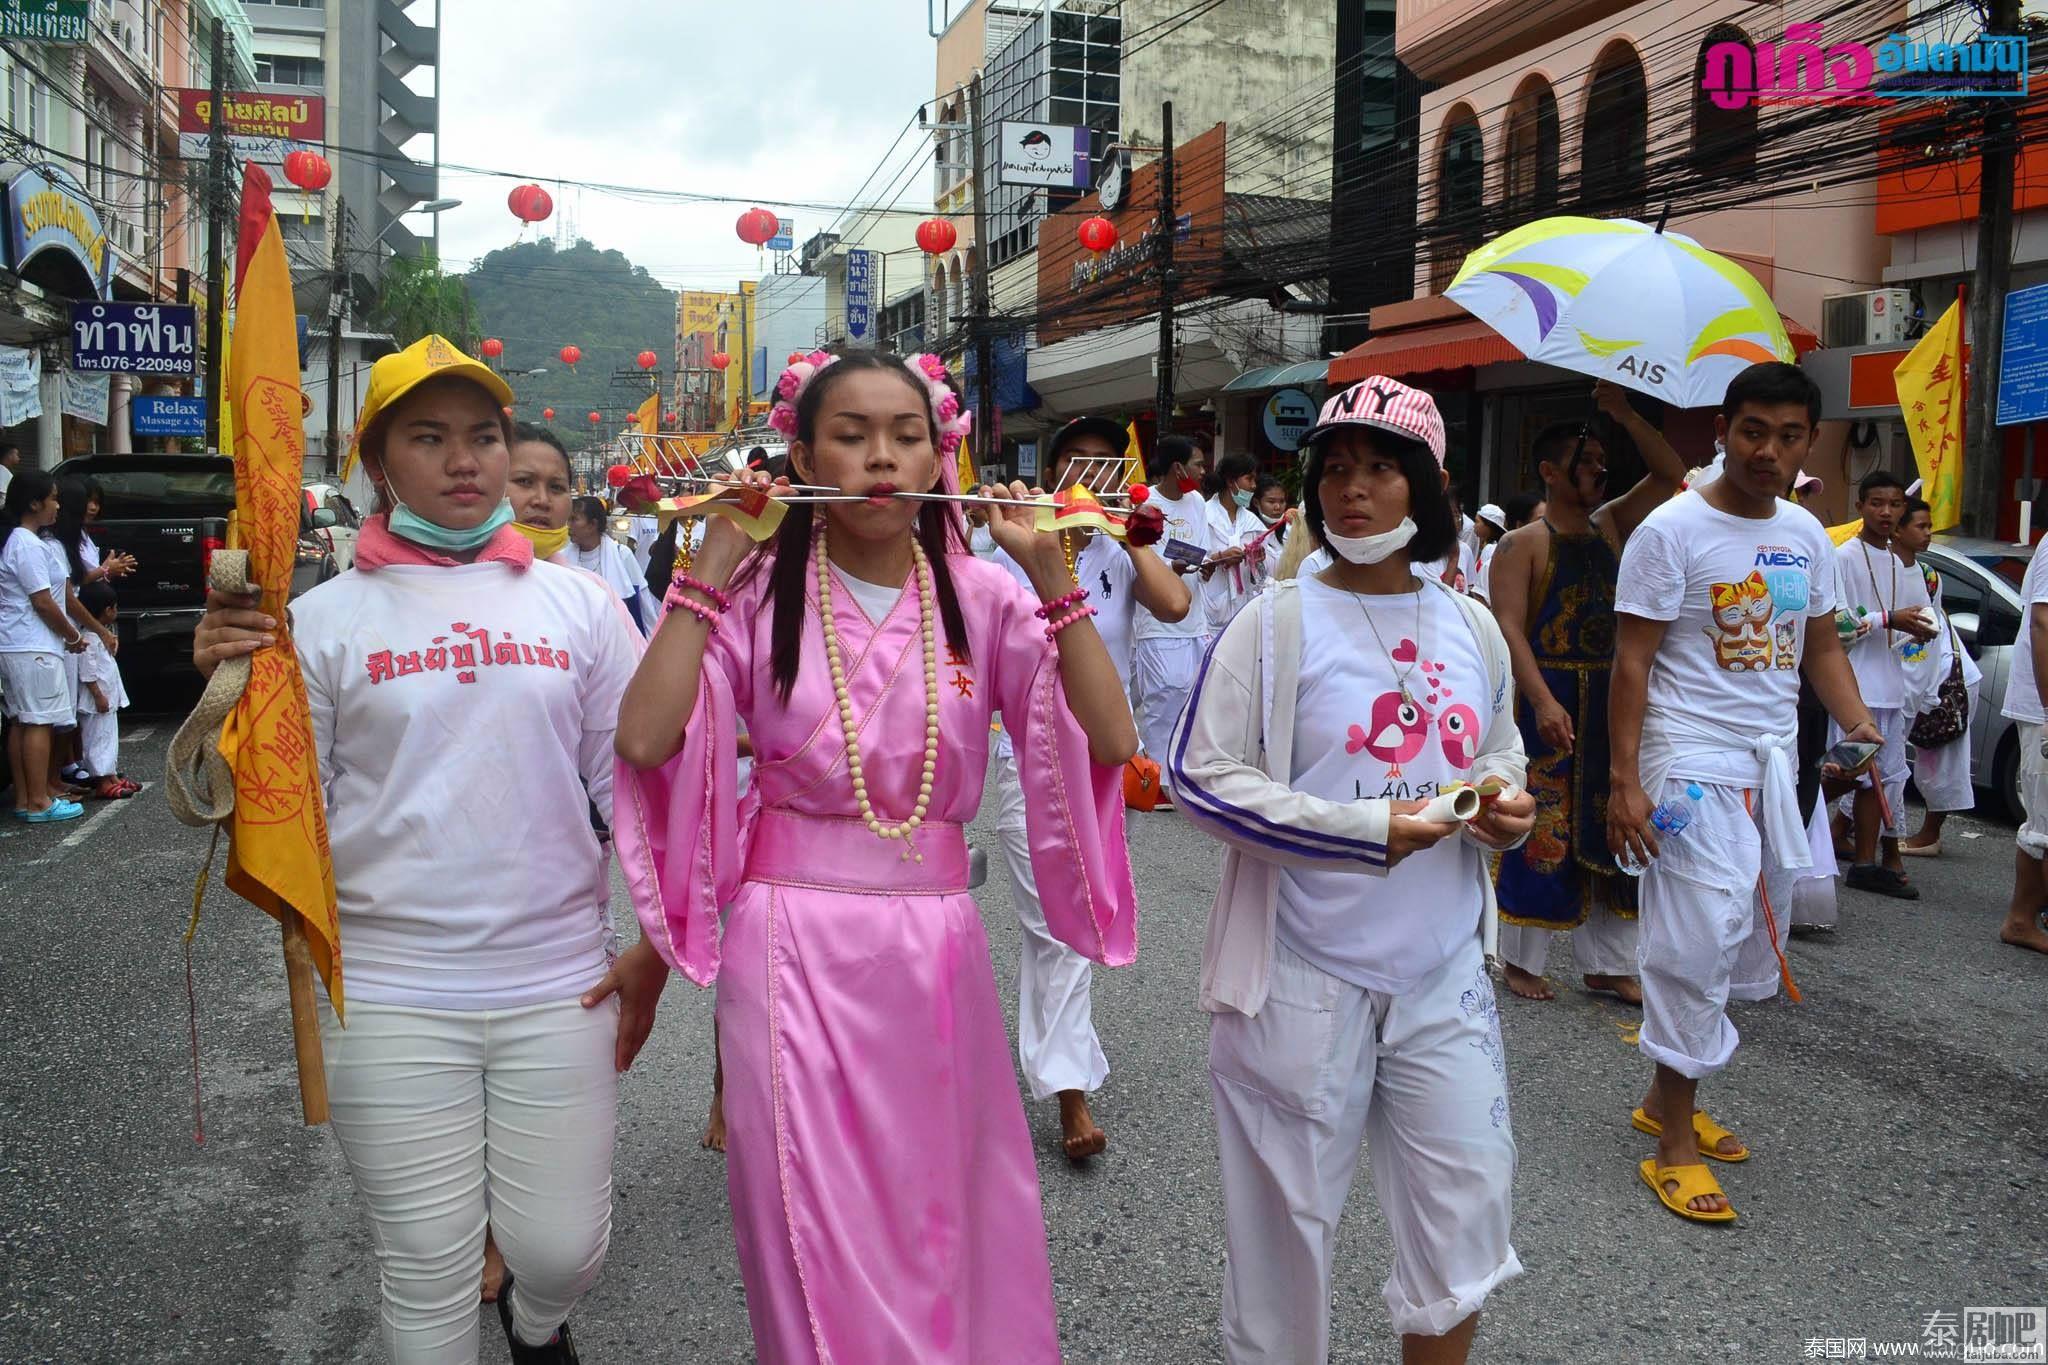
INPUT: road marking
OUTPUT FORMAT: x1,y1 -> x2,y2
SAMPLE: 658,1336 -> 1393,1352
29,783 -> 151,867
126,724 -> 157,744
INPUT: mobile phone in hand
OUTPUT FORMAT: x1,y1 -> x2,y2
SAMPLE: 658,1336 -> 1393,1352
1821,739 -> 1879,777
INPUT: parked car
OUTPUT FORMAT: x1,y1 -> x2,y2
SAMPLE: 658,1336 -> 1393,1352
50,453 -> 338,686
303,482 -> 362,570
1921,535 -> 2032,821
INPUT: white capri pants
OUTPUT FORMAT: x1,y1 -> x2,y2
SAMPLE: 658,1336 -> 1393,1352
1637,780 -> 1790,1080
1208,936 -> 1520,1361
1831,706 -> 1909,839
78,707 -> 118,776
318,995 -> 619,1363
2019,722 -> 2048,860
1133,635 -> 1204,785
1497,910 -> 1638,979
991,742 -> 1109,1100
1906,684 -> 1978,814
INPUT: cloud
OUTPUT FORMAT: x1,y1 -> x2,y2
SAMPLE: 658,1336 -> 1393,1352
431,0 -> 936,292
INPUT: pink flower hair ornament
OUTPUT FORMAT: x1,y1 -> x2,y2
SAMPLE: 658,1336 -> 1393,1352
764,349 -> 974,474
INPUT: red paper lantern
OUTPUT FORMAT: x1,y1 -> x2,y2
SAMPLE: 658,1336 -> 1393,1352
1128,482 -> 1150,504
637,350 -> 659,371
588,411 -> 603,426
736,207 -> 779,247
542,407 -> 555,420
1078,216 -> 1118,253
479,337 -> 504,360
663,410 -> 678,426
559,344 -> 582,369
606,463 -> 633,487
282,149 -> 331,194
915,217 -> 958,255
508,183 -> 554,224
710,352 -> 731,371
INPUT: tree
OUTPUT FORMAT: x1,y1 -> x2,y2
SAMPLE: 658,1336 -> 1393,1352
367,253 -> 479,350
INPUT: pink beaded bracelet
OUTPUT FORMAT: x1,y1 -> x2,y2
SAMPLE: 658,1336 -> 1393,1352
1035,586 -> 1088,620
1043,603 -> 1098,641
665,592 -> 721,633
672,574 -> 733,612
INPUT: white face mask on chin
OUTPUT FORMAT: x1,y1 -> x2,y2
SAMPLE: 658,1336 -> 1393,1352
1321,516 -> 1417,565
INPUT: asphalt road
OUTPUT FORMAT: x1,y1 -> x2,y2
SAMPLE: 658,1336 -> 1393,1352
1,717 -> 2043,1364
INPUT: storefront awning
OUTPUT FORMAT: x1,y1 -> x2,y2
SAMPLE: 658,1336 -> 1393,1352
1220,358 -> 1329,393
1329,312 -> 1822,388
1,163 -> 112,302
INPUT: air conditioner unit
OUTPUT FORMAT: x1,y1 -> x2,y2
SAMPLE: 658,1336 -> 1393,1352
1822,289 -> 1913,347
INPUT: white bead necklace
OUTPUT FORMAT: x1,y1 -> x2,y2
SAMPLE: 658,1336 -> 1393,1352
815,526 -> 941,861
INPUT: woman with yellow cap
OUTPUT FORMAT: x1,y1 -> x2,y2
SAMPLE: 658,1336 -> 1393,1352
192,336 -> 666,1364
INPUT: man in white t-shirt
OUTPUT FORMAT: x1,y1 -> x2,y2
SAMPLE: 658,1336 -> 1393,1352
1611,362 -> 1879,1224
1131,433 -> 1211,797
0,443 -> 19,502
989,415 -> 1190,1158
1827,471 -> 1937,899
1998,543 -> 2048,955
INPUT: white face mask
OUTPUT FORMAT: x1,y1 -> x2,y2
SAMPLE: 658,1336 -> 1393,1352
1321,516 -> 1416,565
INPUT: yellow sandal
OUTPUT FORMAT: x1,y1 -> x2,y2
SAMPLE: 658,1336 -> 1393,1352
1631,1107 -> 1750,1162
1639,1159 -> 1738,1223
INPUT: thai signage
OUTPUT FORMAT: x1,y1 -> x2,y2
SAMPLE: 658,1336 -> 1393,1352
1700,23 -> 2029,108
5,165 -> 111,298
176,89 -> 326,163
0,1 -> 87,43
69,303 -> 199,375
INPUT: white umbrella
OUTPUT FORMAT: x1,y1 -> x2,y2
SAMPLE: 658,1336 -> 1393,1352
1446,215 -> 1795,408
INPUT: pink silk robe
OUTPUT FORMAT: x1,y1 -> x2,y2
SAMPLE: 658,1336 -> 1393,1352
617,547 -> 1137,1364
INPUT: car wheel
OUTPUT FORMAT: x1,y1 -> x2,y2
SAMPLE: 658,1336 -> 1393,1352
1993,728 -> 2024,824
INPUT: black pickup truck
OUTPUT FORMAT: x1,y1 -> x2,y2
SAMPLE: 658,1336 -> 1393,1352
49,454 -> 337,680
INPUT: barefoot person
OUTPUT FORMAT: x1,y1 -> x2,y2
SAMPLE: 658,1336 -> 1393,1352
1828,471 -> 1937,900
1172,378 -> 1535,1364
613,349 -> 1139,1363
1609,362 -> 1879,1223
192,337 -> 667,1362
1997,531 -> 2048,955
987,415 -> 1190,1159
1895,498 -> 1979,856
1488,381 -> 1687,1004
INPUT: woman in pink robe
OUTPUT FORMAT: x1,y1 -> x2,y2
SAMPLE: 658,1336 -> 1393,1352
615,350 -> 1139,1364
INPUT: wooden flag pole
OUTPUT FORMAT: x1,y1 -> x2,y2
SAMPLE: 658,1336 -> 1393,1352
282,918 -> 328,1124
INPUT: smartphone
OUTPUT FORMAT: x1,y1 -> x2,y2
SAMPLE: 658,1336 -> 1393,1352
1161,537 -> 1207,569
1821,740 -> 1880,777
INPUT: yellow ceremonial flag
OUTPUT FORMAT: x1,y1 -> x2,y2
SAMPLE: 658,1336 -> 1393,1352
1122,421 -> 1145,489
220,164 -> 342,1012
1894,298 -> 1965,532
1827,518 -> 1864,547
957,439 -> 975,494
634,393 -> 659,435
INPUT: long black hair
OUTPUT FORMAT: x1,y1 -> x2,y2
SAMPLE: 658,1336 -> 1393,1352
1300,428 -> 1457,566
740,349 -> 969,703
0,469 -> 57,556
52,477 -> 100,581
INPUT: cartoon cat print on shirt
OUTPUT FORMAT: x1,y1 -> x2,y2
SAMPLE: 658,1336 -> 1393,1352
1706,572 -> 1775,672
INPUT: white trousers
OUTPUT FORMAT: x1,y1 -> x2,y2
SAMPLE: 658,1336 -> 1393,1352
1906,684 -> 1979,814
1637,781 -> 1787,1080
991,743 -> 1108,1099
1134,636 -> 1204,787
318,996 -> 620,1363
1209,936 -> 1520,1361
2020,723 -> 2048,859
1497,911 -> 1637,979
78,707 -> 118,776
1831,706 -> 1909,840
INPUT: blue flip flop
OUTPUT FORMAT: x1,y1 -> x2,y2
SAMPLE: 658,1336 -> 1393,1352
17,800 -> 85,823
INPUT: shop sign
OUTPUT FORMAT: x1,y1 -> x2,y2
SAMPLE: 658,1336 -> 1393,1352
6,166 -> 112,298
769,217 -> 794,251
130,395 -> 206,437
1263,387 -> 1317,452
1997,282 -> 2048,427
0,1 -> 87,43
69,302 -> 199,375
845,249 -> 877,343
997,123 -> 1091,189
176,89 -> 325,163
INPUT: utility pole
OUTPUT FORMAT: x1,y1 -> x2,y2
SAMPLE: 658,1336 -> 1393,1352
1154,100 -> 1177,447
1963,0 -> 2021,537
202,18 -> 229,452
739,283 -> 752,426
968,71 -> 994,475
326,197 -> 349,478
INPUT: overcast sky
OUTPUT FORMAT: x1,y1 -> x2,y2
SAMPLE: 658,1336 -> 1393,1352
429,0 -> 939,290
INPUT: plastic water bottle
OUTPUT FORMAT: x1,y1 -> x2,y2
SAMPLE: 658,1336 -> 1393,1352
1615,783 -> 1704,877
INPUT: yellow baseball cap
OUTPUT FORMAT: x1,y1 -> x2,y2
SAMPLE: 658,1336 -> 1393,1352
344,335 -> 514,476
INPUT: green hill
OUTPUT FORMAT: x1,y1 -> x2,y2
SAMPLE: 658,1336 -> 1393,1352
462,239 -> 676,450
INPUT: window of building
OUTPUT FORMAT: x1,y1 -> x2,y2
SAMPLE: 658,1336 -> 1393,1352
1429,107 -> 1484,292
1581,42 -> 1648,216
1503,77 -> 1558,219
264,0 -> 324,7
983,3 -> 1120,271
253,54 -> 324,86
1692,25 -> 1757,177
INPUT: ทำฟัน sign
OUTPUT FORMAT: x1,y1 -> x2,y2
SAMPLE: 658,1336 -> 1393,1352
176,90 -> 325,163
845,249 -> 877,343
997,123 -> 1091,190
70,302 -> 198,375
1997,282 -> 2048,427
0,1 -> 87,43
130,395 -> 207,438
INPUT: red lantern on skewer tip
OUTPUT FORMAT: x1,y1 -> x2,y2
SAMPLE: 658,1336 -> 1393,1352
736,207 -> 778,247
710,352 -> 731,371
1078,216 -> 1118,253
1128,483 -> 1150,504
508,183 -> 554,224
663,410 -> 678,426
787,351 -> 806,365
542,407 -> 555,420
588,411 -> 603,426
479,337 -> 504,360
282,149 -> 331,194
559,344 -> 582,369
606,463 -> 633,488
637,350 -> 659,371
915,217 -> 958,255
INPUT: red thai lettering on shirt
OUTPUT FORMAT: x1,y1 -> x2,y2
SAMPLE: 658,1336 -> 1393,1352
364,622 -> 573,686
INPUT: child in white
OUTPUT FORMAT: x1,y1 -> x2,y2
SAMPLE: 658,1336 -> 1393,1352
1896,498 -> 1979,856
74,584 -> 129,788
1171,378 -> 1533,1363
1131,435 -> 1211,785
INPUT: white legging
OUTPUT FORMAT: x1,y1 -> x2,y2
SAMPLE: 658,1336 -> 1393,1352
318,996 -> 619,1363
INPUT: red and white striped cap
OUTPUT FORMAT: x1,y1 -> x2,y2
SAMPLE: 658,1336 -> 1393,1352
1296,377 -> 1447,466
